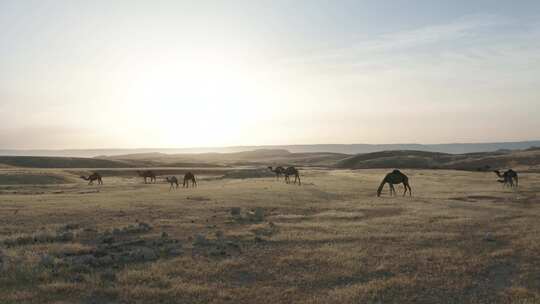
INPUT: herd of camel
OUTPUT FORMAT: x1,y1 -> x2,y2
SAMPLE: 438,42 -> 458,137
79,167 -> 519,196
79,171 -> 197,190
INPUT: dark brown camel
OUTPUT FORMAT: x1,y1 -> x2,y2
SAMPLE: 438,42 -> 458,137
494,169 -> 518,188
377,169 -> 412,197
80,172 -> 103,185
183,172 -> 197,188
137,170 -> 156,184
268,166 -> 285,180
166,176 -> 179,191
283,166 -> 301,185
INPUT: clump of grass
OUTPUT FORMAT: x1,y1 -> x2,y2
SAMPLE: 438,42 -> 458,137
2,230 -> 75,247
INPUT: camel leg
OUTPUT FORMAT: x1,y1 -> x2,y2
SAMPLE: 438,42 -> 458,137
296,174 -> 301,186
403,183 -> 411,196
401,183 -> 407,196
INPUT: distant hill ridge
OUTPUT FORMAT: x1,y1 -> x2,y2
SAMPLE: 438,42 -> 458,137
1,147 -> 540,171
1,140 -> 540,157
335,149 -> 540,171
0,156 -> 132,168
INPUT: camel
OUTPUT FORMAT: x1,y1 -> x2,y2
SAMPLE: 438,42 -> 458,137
268,166 -> 285,180
137,170 -> 156,184
494,169 -> 518,188
80,172 -> 103,185
166,176 -> 179,191
377,169 -> 412,197
183,172 -> 197,188
283,166 -> 301,185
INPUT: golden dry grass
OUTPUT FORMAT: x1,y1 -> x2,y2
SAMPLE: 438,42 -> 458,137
0,168 -> 539,303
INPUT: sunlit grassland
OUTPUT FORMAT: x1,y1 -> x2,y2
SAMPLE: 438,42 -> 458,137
0,169 -> 539,303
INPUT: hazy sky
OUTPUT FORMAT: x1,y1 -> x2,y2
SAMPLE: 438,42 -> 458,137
1,1 -> 540,149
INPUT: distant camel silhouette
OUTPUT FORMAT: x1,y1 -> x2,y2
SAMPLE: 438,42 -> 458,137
283,166 -> 301,185
268,166 -> 285,180
166,176 -> 179,191
377,170 -> 412,197
137,170 -> 156,184
183,172 -> 197,188
494,169 -> 518,188
80,172 -> 103,185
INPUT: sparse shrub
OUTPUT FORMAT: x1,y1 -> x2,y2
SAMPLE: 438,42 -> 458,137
39,254 -> 55,268
2,230 -> 76,247
253,208 -> 265,221
230,207 -> 241,216
100,269 -> 117,282
194,234 -> 210,246
0,249 -> 5,271
59,223 -> 80,231
215,230 -> 224,240
57,231 -> 75,242
130,247 -> 158,261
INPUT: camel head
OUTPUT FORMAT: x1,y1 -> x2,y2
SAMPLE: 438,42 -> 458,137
376,188 -> 382,197
493,170 -> 503,178
268,166 -> 273,171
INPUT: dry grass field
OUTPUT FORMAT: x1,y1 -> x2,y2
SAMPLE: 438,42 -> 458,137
1,168 -> 539,303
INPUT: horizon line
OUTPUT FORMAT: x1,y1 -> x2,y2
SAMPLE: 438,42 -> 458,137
1,139 -> 540,152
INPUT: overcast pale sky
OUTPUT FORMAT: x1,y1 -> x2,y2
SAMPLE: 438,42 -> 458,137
1,0 -> 540,149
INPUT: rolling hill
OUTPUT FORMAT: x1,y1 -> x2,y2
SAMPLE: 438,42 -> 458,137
0,156 -> 133,168
335,148 -> 540,171
97,149 -> 348,167
2,147 -> 540,172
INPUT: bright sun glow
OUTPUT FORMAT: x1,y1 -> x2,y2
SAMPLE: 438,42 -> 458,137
108,54 -> 286,147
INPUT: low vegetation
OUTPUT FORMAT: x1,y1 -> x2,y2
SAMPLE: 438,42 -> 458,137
0,168 -> 539,303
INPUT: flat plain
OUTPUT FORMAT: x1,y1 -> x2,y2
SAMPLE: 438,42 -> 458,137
0,168 -> 539,303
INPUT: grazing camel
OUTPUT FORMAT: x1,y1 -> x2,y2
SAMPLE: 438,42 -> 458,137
268,166 -> 285,180
166,176 -> 179,191
80,172 -> 103,185
283,166 -> 301,185
494,169 -> 518,188
183,172 -> 197,188
137,170 -> 156,184
377,169 -> 412,197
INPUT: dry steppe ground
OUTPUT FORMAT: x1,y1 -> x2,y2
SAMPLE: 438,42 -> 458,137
0,168 -> 539,303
